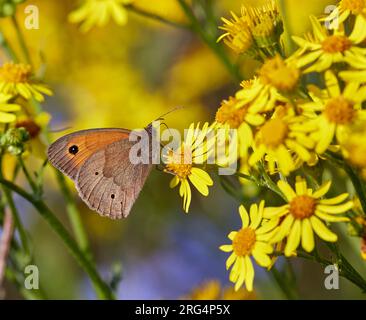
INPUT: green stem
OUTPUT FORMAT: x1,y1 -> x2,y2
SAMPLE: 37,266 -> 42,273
17,156 -> 38,194
30,99 -> 92,259
126,4 -> 189,29
0,155 -> 29,255
298,247 -> 366,292
177,0 -> 242,82
11,15 -> 32,66
236,164 -> 286,200
55,170 -> 92,260
277,0 -> 295,54
326,151 -> 366,215
5,267 -> 47,300
0,177 -> 114,299
270,266 -> 298,299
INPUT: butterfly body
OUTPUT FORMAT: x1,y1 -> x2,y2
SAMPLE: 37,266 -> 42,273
48,125 -> 154,219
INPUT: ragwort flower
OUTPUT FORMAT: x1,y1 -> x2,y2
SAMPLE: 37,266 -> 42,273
163,122 -> 214,213
291,16 -> 366,73
0,62 -> 52,102
264,177 -> 353,256
220,202 -> 279,291
69,0 -> 132,32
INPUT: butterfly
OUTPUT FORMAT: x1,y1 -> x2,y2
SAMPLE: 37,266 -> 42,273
47,124 -> 155,219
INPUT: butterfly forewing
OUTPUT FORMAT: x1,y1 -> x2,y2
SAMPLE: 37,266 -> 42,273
47,128 -> 130,180
75,139 -> 152,218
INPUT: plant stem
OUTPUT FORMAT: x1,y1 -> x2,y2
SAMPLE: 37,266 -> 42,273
0,155 -> 29,255
17,156 -> 38,194
270,266 -> 298,299
326,151 -> 366,216
0,177 -> 114,299
11,15 -> 32,66
277,0 -> 295,54
126,4 -> 189,29
55,170 -> 93,260
298,247 -> 366,292
30,99 -> 92,260
177,0 -> 242,82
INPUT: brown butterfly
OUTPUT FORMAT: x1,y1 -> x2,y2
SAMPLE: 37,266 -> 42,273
47,124 -> 155,219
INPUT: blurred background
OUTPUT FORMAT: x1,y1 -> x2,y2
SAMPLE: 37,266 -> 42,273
1,0 -> 365,299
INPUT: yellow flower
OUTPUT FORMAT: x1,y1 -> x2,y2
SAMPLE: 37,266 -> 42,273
68,0 -> 132,32
341,121 -> 366,178
218,11 -> 254,55
302,71 -> 366,154
220,202 -> 279,291
258,55 -> 300,92
183,279 -> 256,300
235,77 -> 287,114
264,177 -> 353,257
218,0 -> 283,56
215,96 -> 265,159
0,62 -> 52,102
164,122 -> 214,213
249,107 -> 316,176
291,16 -> 366,73
332,0 -> 366,37
0,93 -> 21,123
183,280 -> 221,300
339,51 -> 366,82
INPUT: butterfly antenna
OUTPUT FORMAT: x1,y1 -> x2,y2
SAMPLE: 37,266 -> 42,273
154,106 -> 184,122
48,126 -> 73,133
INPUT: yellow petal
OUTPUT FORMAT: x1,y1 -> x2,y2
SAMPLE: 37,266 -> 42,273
234,257 -> 246,291
263,205 -> 289,219
188,172 -> 209,196
239,205 -> 249,228
301,219 -> 315,252
220,244 -> 233,252
317,201 -> 354,214
284,219 -> 301,256
226,252 -> 236,270
190,167 -> 213,186
252,248 -> 271,267
315,211 -> 350,222
270,214 -> 294,243
319,193 -> 349,205
310,216 -> 337,242
325,70 -> 340,97
244,256 -> 254,292
256,218 -> 280,235
277,180 -> 296,201
312,180 -> 331,199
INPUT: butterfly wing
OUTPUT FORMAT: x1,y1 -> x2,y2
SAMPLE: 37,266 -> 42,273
75,139 -> 152,218
47,128 -> 130,181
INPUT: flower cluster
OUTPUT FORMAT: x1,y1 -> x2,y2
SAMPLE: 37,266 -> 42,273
0,61 -> 52,157
160,1 -> 366,292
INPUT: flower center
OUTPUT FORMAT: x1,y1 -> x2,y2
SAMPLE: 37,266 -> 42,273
165,148 -> 192,180
258,56 -> 299,92
322,35 -> 352,53
16,120 -> 41,139
340,0 -> 365,14
260,118 -> 288,148
289,195 -> 316,219
325,96 -> 355,124
232,227 -> 256,256
0,62 -> 32,83
215,97 -> 247,128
